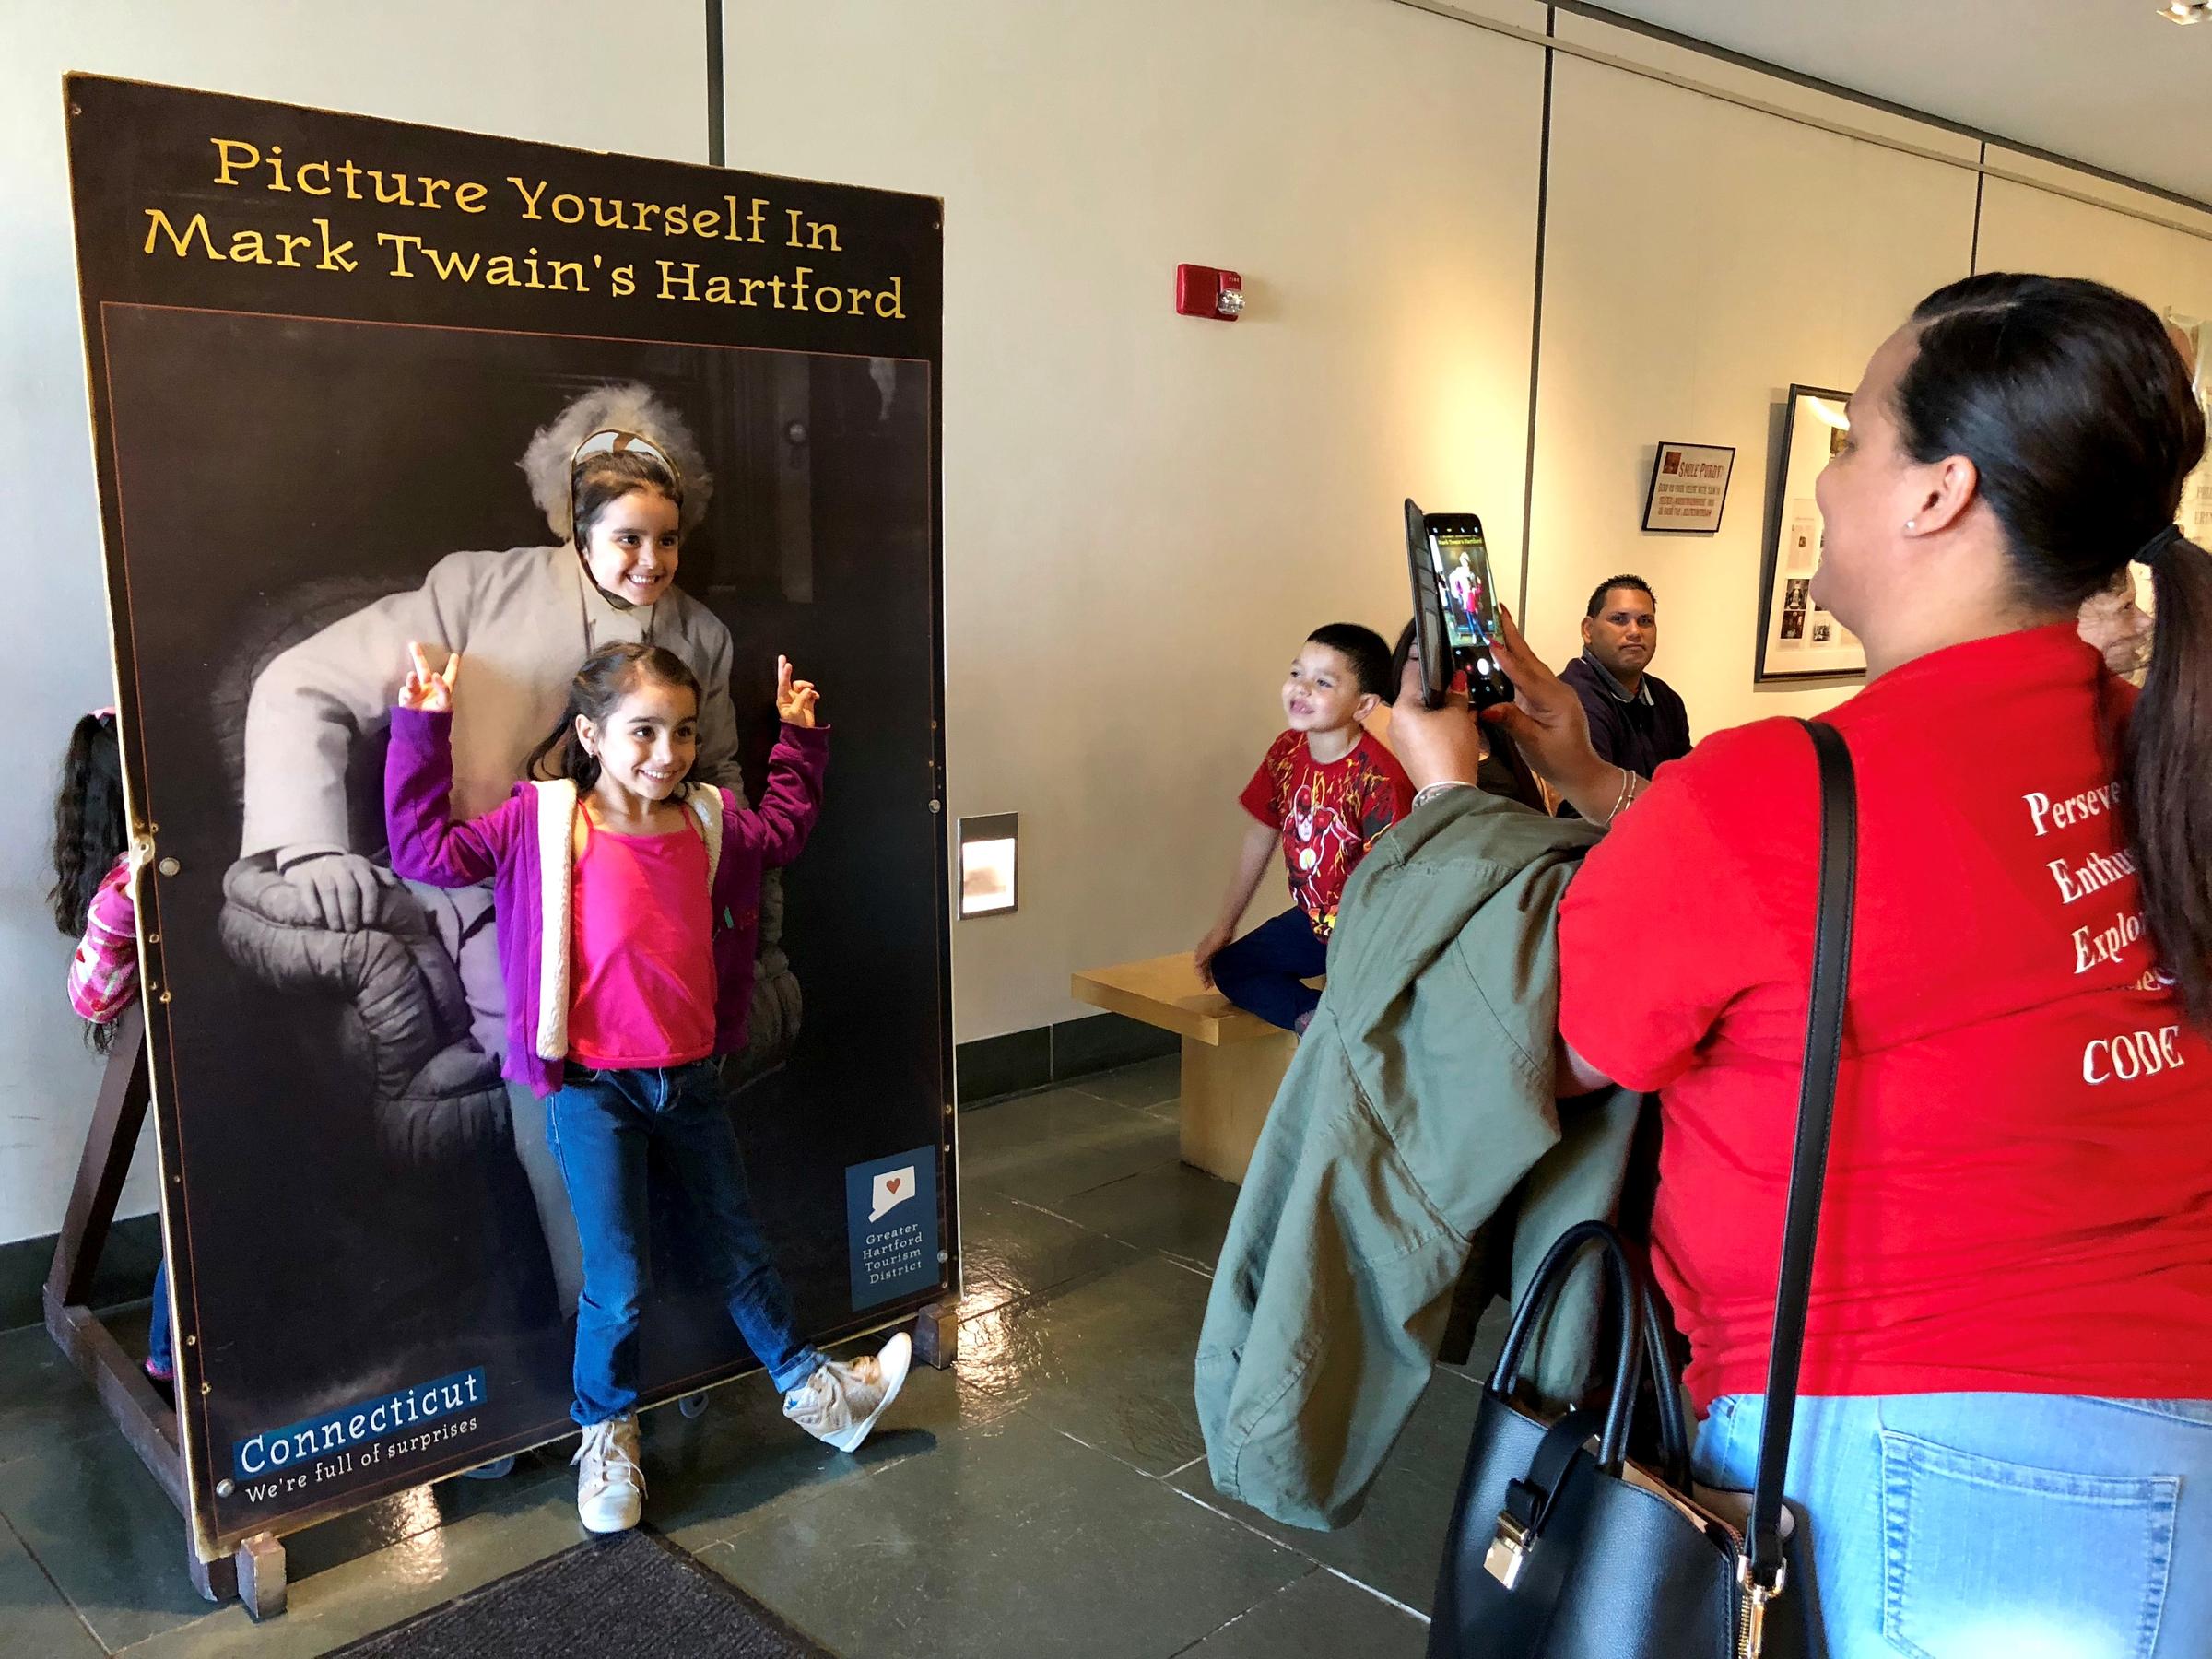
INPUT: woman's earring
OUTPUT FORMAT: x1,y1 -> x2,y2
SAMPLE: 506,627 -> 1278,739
1904,519 -> 1918,533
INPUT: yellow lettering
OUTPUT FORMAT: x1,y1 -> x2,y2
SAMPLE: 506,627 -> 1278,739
142,208 -> 222,260
508,175 -> 549,219
423,244 -> 480,282
454,181 -> 488,213
378,231 -> 422,276
209,137 -> 259,187
657,260 -> 698,300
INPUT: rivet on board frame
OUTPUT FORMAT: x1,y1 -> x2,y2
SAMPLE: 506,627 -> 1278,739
159,857 -> 181,877
147,932 -> 160,943
929,801 -> 942,814
217,1479 -> 234,1498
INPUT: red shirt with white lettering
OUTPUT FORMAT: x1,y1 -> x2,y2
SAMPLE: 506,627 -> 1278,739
1559,625 -> 2212,1410
1240,729 -> 1414,938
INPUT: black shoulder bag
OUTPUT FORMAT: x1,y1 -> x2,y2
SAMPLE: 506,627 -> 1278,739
1426,719 -> 1853,1659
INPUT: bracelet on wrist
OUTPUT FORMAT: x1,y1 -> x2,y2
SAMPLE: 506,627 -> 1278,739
1599,766 -> 1645,828
1412,780 -> 1478,811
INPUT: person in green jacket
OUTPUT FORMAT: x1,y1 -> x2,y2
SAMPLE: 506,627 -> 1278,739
1195,680 -> 1641,1530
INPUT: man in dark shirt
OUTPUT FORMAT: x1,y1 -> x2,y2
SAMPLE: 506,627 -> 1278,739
1559,575 -> 1693,786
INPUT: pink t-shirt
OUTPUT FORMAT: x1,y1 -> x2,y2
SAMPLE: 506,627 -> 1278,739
567,813 -> 718,1069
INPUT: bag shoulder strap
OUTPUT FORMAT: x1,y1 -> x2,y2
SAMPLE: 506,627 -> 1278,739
1747,719 -> 1857,1588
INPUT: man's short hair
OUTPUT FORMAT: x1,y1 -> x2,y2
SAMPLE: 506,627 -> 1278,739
1586,575 -> 1656,619
1307,623 -> 1393,699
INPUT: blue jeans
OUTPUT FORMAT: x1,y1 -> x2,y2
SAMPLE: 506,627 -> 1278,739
147,1256 -> 173,1379
1210,908 -> 1326,1031
545,1060 -> 824,1424
1695,1392 -> 2212,1657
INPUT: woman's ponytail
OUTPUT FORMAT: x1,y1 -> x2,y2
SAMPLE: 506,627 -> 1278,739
2122,535 -> 2212,1025
1898,274 -> 2212,1028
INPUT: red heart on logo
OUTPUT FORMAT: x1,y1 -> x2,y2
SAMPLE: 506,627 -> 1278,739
887,1178 -> 902,1194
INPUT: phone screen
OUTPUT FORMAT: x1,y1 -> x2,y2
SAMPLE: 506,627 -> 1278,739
1429,528 -> 1497,652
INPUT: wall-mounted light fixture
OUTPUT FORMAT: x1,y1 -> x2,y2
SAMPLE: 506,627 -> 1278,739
957,813 -> 1018,918
2158,2 -> 2210,23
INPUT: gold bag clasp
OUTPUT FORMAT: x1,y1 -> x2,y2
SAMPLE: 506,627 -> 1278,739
1484,1512 -> 1532,1590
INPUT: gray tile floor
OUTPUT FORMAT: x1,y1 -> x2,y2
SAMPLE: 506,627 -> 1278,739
0,1057 -> 1490,1657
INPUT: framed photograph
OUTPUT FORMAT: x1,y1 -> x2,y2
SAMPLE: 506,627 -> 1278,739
2167,311 -> 2212,547
1641,441 -> 1736,534
1755,384 -> 1868,682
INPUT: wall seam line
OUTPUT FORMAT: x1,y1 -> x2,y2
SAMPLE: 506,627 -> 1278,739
1517,6 -> 1555,620
1389,0 -> 2212,242
1971,140 -> 1986,273
705,0 -> 725,167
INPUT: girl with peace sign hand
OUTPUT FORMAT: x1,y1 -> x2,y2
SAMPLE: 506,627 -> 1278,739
383,639 -> 909,1535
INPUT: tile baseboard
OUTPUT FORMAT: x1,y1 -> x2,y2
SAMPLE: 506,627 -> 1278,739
956,1012 -> 1176,1108
0,1209 -> 163,1335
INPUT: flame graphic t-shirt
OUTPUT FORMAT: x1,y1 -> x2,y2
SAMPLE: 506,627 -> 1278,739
1240,729 -> 1414,939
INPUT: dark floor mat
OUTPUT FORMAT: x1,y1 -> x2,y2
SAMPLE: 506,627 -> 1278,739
329,1527 -> 835,1658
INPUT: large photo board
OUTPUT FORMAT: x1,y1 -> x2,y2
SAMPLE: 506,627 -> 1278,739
64,75 -> 949,1556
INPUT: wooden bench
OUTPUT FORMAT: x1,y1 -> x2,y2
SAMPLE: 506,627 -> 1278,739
1069,954 -> 1301,1185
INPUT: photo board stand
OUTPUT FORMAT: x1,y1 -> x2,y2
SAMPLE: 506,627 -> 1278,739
41,1003 -> 288,1618
44,1007 -> 956,1625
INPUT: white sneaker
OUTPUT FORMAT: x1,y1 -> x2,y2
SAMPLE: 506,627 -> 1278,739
572,1414 -> 644,1534
782,1333 -> 912,1453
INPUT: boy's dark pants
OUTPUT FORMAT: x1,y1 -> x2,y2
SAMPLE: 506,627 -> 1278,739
1210,908 -> 1326,1031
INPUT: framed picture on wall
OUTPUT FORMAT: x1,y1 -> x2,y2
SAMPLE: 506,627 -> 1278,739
1641,441 -> 1735,533
1755,384 -> 1867,682
2166,310 -> 2212,547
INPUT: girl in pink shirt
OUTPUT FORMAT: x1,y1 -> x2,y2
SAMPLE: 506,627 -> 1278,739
386,640 -> 910,1535
50,709 -> 173,1395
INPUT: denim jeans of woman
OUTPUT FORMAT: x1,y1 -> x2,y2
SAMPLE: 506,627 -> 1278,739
1694,1391 -> 2212,1658
546,1058 -> 823,1424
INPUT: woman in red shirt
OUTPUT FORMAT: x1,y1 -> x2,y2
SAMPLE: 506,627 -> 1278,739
1394,274 -> 2212,1657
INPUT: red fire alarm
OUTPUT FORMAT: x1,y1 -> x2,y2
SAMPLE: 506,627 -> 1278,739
1176,264 -> 1244,321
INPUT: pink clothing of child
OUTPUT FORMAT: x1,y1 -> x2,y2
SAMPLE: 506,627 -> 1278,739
69,856 -> 139,1023
567,814 -> 719,1069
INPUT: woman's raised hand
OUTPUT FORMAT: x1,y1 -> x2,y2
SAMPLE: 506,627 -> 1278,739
1385,658 -> 1488,794
1477,606 -> 1609,801
399,642 -> 461,713
776,655 -> 820,727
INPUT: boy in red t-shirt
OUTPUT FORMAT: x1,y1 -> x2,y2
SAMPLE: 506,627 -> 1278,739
1194,625 -> 1413,1032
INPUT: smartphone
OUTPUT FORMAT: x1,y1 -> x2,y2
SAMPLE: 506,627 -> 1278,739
1405,500 -> 1514,711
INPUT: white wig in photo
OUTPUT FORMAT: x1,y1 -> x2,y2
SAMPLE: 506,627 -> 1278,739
518,382 -> 714,541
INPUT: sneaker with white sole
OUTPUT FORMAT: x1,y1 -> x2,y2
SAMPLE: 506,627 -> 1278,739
782,1333 -> 912,1453
572,1414 -> 644,1534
